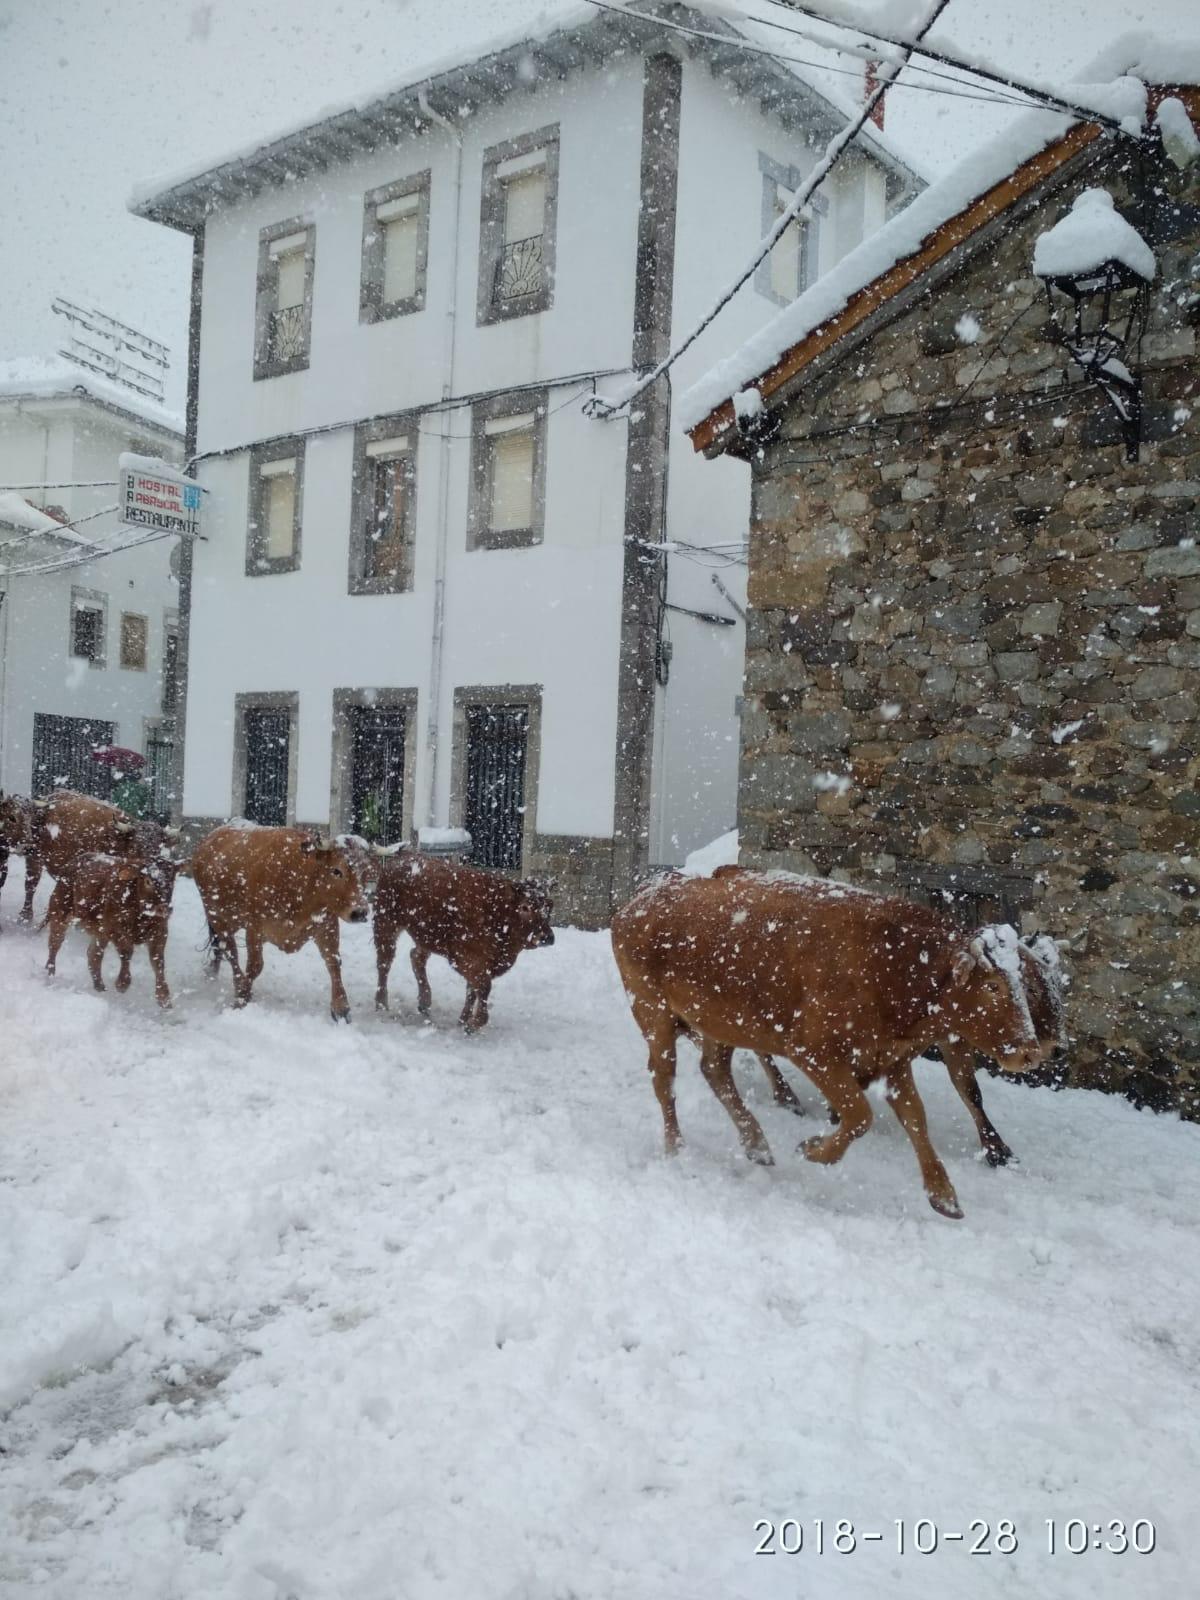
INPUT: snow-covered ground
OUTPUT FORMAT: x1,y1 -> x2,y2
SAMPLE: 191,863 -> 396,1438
2,861 -> 1198,1600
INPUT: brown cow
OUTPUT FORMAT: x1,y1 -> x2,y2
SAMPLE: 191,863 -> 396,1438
45,850 -> 180,1007
611,869 -> 1062,1218
373,852 -> 554,1032
21,789 -> 175,922
0,792 -> 35,924
744,946 -> 1065,1168
190,824 -> 369,1020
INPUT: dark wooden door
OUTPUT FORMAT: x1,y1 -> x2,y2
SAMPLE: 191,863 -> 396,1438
243,708 -> 290,826
31,713 -> 115,799
464,703 -> 528,870
350,707 -> 406,845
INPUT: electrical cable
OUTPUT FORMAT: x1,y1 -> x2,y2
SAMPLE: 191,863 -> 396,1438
585,0 -> 955,424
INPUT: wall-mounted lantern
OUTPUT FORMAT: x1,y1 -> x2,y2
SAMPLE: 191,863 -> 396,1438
1032,188 -> 1155,461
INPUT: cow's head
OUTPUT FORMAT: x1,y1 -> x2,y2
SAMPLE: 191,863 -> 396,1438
299,834 -> 370,922
939,923 -> 1061,1074
515,878 -> 555,949
0,792 -> 31,850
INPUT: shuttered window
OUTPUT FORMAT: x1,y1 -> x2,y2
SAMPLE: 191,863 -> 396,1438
120,612 -> 148,670
262,459 -> 297,560
248,442 -> 304,574
486,419 -> 536,534
256,220 -> 313,377
379,195 -> 421,305
501,164 -> 547,246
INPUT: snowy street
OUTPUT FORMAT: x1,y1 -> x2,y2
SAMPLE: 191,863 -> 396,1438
2,864 -> 1198,1600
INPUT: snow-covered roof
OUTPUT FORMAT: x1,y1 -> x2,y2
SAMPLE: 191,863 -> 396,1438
129,0 -> 921,232
683,36 -> 1199,448
0,356 -> 183,436
1032,187 -> 1156,283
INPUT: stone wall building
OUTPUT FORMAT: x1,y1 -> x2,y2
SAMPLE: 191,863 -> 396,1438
685,79 -> 1200,1116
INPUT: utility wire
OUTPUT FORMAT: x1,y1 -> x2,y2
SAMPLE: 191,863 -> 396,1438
2,522 -> 175,581
585,0 -> 955,424
0,501 -> 113,561
759,0 -> 1135,133
585,2 -> 1037,111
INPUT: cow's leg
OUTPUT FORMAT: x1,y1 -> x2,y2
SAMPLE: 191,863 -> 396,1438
245,929 -> 265,988
44,888 -> 71,977
215,927 -> 250,1006
115,943 -> 134,993
884,1062 -> 963,1219
313,919 -> 351,1023
147,928 -> 172,1009
757,1053 -> 806,1116
410,946 -> 433,1017
797,1051 -> 872,1166
374,921 -> 398,1011
86,937 -> 107,992
942,1044 -> 1014,1167
631,998 -> 683,1156
21,849 -> 42,922
461,973 -> 491,1034
700,1042 -> 773,1165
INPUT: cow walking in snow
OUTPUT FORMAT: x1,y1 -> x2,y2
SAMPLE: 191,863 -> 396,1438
18,789 -> 177,924
189,824 -> 369,1021
372,852 -> 554,1033
45,845 -> 181,1008
611,868 -> 1065,1218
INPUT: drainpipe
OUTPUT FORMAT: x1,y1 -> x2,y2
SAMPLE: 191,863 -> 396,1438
418,87 -> 463,830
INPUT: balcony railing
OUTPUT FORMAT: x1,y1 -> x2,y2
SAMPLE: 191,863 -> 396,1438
267,302 -> 308,364
494,235 -> 545,304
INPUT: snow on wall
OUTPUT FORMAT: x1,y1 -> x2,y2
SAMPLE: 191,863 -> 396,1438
186,57 -> 645,838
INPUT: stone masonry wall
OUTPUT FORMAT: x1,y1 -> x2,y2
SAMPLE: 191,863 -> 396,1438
739,143 -> 1200,1115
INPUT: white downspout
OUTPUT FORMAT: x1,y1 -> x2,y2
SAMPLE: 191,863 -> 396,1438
419,87 -> 463,829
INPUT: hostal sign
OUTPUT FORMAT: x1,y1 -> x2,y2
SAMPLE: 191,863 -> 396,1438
118,458 -> 201,539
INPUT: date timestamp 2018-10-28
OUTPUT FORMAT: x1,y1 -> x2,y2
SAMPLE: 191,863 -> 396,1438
753,1518 -> 1157,1557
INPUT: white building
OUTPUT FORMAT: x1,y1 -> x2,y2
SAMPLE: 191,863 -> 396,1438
0,358 -> 183,809
131,0 -> 918,921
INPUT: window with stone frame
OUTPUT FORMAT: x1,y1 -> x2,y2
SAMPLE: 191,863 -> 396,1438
349,419 -> 418,594
360,172 -> 430,323
478,127 -> 559,325
119,612 -> 148,671
254,219 -> 315,379
756,154 -> 825,307
246,441 -> 304,575
70,589 -> 106,665
468,391 -> 547,551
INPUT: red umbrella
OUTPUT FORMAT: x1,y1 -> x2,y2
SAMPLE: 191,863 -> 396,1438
91,746 -> 145,770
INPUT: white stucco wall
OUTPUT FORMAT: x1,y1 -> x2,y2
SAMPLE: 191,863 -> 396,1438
0,397 -> 181,796
650,58 -> 891,863
187,56 -> 646,839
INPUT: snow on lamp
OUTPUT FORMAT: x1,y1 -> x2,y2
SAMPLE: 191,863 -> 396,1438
1032,188 -> 1155,460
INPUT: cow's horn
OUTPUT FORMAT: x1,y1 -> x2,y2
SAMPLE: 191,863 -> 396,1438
115,819 -> 134,835
32,797 -> 49,810
162,825 -> 181,842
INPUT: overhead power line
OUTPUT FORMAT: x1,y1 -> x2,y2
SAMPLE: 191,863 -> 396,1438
759,0 -> 1134,132
585,2 -> 1037,111
586,0 -> 955,424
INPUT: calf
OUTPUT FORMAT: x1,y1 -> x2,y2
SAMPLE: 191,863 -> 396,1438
373,852 -> 554,1032
45,849 -> 180,1007
189,824 -> 369,1020
611,869 -> 1062,1218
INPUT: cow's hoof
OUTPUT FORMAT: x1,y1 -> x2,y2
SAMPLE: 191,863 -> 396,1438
331,1007 -> 351,1024
800,1134 -> 844,1165
375,997 -> 389,1013
985,1146 -> 1016,1169
929,1191 -> 964,1220
747,1146 -> 775,1167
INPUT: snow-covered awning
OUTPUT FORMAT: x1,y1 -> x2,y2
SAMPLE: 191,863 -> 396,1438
1032,187 -> 1156,284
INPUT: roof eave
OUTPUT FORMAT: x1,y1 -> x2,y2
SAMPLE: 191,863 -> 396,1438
131,3 -> 923,232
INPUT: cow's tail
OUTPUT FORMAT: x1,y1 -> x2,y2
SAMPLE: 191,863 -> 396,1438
200,922 -> 223,964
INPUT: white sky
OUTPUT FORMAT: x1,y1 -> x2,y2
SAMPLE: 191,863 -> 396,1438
0,0 -> 1191,412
